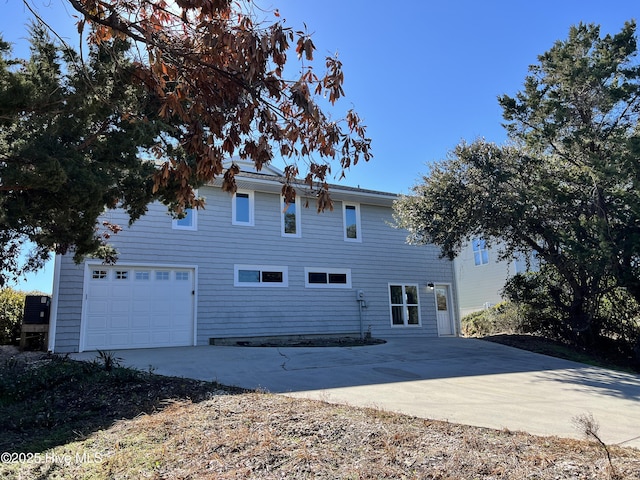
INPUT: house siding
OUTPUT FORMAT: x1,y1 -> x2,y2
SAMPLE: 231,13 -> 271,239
454,241 -> 515,318
53,183 -> 455,352
53,261 -> 85,352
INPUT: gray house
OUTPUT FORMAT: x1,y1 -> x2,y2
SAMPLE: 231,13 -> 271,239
48,160 -> 458,353
454,238 -> 535,318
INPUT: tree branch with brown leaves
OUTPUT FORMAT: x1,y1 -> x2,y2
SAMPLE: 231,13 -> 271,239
60,0 -> 371,210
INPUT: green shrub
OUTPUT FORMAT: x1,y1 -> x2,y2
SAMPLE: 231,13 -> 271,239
460,310 -> 493,337
461,301 -> 523,337
0,288 -> 25,345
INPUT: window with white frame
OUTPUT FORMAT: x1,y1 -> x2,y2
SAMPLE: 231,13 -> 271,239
175,271 -> 190,281
343,203 -> 361,242
234,265 -> 288,287
389,284 -> 421,326
233,190 -> 254,226
281,196 -> 301,237
115,270 -> 129,280
135,270 -> 150,281
172,208 -> 197,230
304,268 -> 351,288
155,271 -> 170,281
92,269 -> 108,279
472,238 -> 489,266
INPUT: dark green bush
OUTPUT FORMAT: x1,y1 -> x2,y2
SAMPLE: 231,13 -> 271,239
0,288 -> 25,345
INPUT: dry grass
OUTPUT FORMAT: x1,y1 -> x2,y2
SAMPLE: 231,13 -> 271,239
4,392 -> 640,479
2,345 -> 640,479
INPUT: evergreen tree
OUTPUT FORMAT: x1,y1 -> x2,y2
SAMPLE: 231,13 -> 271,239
394,22 -> 640,346
0,26 -> 172,285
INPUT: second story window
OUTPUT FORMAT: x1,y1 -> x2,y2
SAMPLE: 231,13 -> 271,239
172,208 -> 197,231
472,238 -> 489,266
343,203 -> 361,242
233,190 -> 254,226
281,196 -> 301,237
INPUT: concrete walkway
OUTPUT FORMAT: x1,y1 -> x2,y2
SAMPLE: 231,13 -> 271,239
71,337 -> 640,448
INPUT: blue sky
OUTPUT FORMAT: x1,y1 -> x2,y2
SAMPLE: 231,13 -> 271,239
2,0 -> 637,292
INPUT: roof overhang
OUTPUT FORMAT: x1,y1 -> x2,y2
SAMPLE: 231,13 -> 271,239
210,170 -> 397,207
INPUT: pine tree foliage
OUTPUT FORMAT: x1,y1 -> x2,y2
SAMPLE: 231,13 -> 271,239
1,1 -> 372,285
1,26 -> 172,285
394,21 -> 640,342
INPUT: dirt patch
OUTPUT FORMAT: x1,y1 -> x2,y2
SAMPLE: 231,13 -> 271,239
480,333 -> 640,372
0,345 -> 51,372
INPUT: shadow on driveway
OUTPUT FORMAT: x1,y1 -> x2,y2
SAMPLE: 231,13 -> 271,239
71,336 -> 640,447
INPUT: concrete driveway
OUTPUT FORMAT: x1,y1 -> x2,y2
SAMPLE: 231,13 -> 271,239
71,337 -> 640,448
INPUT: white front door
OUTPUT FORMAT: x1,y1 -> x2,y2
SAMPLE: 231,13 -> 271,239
435,285 -> 455,336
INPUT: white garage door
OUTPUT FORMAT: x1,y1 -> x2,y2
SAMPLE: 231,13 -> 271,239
82,265 -> 195,351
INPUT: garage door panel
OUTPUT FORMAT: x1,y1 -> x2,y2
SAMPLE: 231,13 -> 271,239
110,315 -> 131,329
131,332 -> 151,345
151,331 -> 172,344
173,317 -> 192,330
111,302 -> 130,314
86,333 -> 107,347
132,305 -> 152,315
87,300 -> 109,314
112,285 -> 132,297
87,283 -> 110,294
131,316 -> 151,328
152,301 -> 173,312
83,265 -> 194,351
168,331 -> 191,344
87,314 -> 108,329
152,316 -> 172,328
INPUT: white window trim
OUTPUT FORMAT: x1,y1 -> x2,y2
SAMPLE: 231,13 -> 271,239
388,283 -> 422,327
472,238 -> 489,266
281,196 -> 301,238
304,267 -> 352,288
234,264 -> 288,287
172,208 -> 198,231
232,190 -> 254,226
135,270 -> 150,281
342,202 -> 362,242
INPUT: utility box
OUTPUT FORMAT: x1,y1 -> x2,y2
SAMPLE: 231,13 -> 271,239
22,295 -> 51,324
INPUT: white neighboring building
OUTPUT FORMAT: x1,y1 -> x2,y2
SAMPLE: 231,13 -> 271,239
454,239 -> 530,318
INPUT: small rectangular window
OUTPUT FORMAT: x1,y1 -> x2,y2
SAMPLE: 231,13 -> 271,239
172,208 -> 197,231
343,203 -> 361,242
156,271 -> 170,281
115,271 -> 129,280
261,271 -> 283,283
235,265 -> 288,287
472,238 -> 489,266
135,271 -> 150,281
305,268 -> 351,288
233,191 -> 254,226
308,272 -> 327,284
328,273 -> 348,284
281,197 -> 301,237
92,270 -> 108,279
238,269 -> 260,283
176,271 -> 189,281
